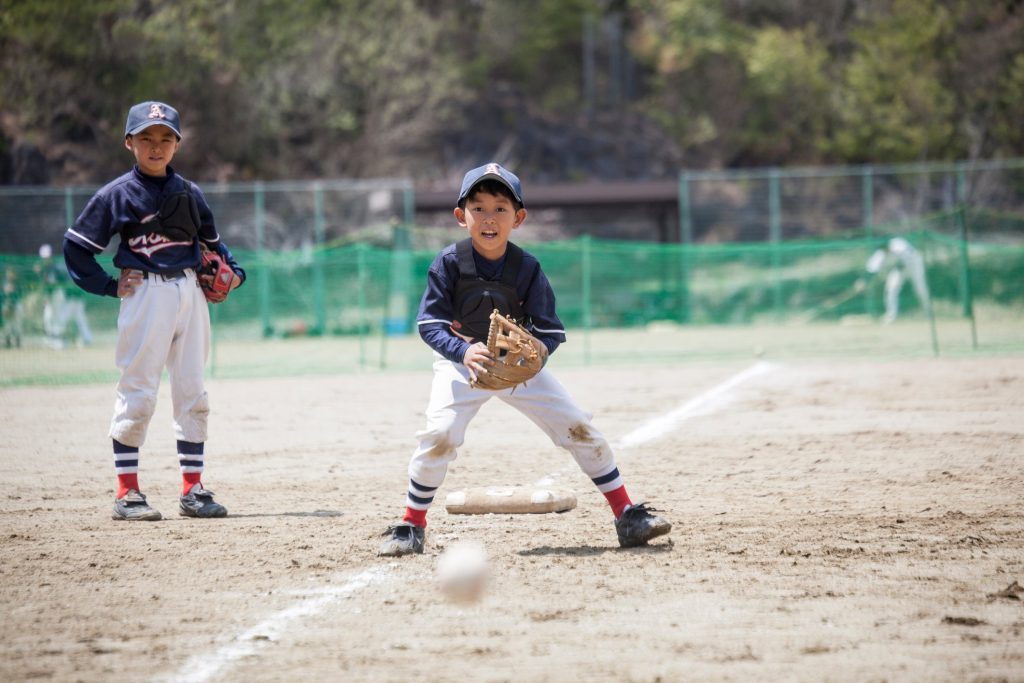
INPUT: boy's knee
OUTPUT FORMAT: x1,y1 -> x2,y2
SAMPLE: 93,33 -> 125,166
555,419 -> 600,448
110,393 -> 157,446
416,428 -> 458,459
186,391 -> 210,421
176,391 -> 210,442
124,393 -> 158,424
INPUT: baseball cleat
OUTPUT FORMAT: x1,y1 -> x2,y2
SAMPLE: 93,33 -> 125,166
378,522 -> 425,556
179,484 -> 228,518
615,503 -> 671,548
112,489 -> 162,521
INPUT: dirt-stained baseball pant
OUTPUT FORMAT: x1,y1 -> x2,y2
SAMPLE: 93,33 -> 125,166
405,353 -> 623,511
109,270 -> 210,448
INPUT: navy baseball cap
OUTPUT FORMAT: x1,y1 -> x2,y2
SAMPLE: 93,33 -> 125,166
125,101 -> 182,139
458,163 -> 525,207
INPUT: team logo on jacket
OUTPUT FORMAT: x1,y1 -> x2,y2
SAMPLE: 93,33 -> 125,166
127,233 -> 192,257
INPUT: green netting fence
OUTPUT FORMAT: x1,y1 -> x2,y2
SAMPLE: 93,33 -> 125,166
2,207 -> 1021,386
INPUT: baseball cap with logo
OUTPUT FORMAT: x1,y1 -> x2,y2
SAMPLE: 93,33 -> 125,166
124,101 -> 182,139
457,163 -> 525,208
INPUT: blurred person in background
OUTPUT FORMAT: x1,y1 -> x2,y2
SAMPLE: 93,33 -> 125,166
2,266 -> 24,348
36,243 -> 94,348
863,236 -> 930,323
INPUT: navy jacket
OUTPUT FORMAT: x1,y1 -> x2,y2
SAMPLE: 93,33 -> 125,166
416,241 -> 566,363
63,165 -> 244,297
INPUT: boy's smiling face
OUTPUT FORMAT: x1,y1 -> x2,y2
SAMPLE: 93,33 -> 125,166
454,189 -> 527,261
125,124 -> 180,177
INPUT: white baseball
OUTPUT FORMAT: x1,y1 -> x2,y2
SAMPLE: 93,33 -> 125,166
435,540 -> 489,603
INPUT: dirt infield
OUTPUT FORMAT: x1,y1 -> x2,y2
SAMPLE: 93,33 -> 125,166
1,356 -> 1022,681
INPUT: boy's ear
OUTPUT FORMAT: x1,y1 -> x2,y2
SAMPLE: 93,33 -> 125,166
124,136 -> 133,151
453,207 -> 467,227
513,208 -> 527,228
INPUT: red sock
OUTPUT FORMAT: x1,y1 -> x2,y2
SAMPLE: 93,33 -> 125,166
182,472 -> 202,495
604,485 -> 633,519
117,473 -> 139,499
402,507 -> 427,528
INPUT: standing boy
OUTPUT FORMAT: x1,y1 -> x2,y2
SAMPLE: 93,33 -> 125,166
63,101 -> 245,521
379,163 -> 671,555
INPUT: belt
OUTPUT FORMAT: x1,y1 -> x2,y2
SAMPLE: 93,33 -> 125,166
145,269 -> 188,281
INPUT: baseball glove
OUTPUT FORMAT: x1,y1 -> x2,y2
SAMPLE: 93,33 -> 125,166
471,309 -> 548,391
197,245 -> 234,303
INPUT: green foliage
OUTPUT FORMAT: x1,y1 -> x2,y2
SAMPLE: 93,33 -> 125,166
991,52 -> 1024,155
631,0 -> 747,153
831,0 -> 957,162
740,25 -> 831,162
2,0 -> 1024,183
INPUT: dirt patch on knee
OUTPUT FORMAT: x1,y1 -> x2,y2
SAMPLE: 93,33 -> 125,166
568,423 -> 593,443
424,436 -> 453,458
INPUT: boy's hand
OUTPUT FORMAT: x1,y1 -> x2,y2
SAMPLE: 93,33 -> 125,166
197,246 -> 237,303
118,269 -> 144,297
463,341 -> 494,383
470,310 -> 548,391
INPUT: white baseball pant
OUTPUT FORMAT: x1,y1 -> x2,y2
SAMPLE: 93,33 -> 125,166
109,270 -> 210,448
406,353 -> 621,508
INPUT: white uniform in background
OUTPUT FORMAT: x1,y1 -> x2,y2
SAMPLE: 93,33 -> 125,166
865,237 -> 930,323
39,243 -> 94,349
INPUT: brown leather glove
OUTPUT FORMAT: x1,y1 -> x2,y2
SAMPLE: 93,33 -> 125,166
470,309 -> 548,391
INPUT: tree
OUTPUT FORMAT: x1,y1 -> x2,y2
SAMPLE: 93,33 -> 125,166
830,0 -> 957,162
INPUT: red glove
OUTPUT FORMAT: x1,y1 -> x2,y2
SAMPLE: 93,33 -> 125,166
197,246 -> 235,303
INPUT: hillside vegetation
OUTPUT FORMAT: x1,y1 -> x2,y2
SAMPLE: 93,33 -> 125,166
2,0 -> 1022,186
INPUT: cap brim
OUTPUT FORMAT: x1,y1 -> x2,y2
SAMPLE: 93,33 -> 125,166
126,121 -> 182,138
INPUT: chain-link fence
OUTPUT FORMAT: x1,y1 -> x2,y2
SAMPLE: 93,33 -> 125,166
2,207 -> 1022,386
679,159 -> 1024,243
0,178 -> 415,257
1,161 -> 1022,386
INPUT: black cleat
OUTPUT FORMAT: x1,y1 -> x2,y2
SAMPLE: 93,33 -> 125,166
112,489 -> 162,521
378,522 -> 425,556
615,503 -> 671,548
179,484 -> 228,518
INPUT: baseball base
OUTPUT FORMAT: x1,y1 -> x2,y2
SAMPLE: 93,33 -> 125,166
444,486 -> 577,515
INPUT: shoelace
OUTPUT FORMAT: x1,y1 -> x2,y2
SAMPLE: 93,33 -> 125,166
624,502 -> 661,517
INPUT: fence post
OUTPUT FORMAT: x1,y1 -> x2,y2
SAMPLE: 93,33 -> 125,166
384,221 -> 412,335
956,161 -> 968,204
254,182 -> 272,337
862,167 -> 878,317
63,187 -> 74,229
312,182 -> 326,336
769,169 -> 783,321
356,242 -> 368,369
678,171 -> 692,323
581,235 -> 592,366
378,185 -> 417,370
919,233 -> 940,357
956,205 -> 979,349
862,165 -> 874,237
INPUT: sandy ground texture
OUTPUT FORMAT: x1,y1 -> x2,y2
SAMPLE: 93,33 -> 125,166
1,356 -> 1022,682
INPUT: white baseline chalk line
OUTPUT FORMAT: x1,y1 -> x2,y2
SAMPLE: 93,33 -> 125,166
614,360 -> 775,450
535,361 -> 775,486
170,363 -> 776,681
167,566 -> 390,683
